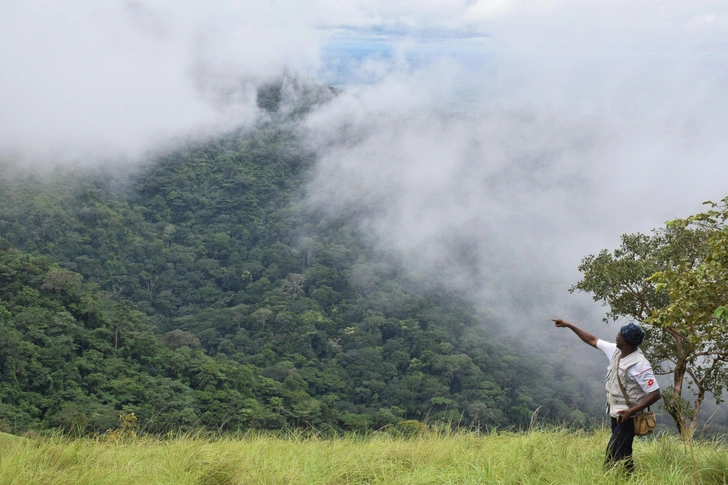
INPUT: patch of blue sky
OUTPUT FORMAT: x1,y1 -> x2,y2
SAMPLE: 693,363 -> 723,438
317,26 -> 495,87
316,28 -> 500,112
322,41 -> 393,60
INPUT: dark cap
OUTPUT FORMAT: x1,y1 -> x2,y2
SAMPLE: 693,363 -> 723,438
620,322 -> 645,346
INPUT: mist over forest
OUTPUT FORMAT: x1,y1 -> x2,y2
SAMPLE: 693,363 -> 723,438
1,0 -> 727,435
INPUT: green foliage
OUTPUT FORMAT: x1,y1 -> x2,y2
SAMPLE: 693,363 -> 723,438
572,199 -> 728,439
0,114 -> 603,435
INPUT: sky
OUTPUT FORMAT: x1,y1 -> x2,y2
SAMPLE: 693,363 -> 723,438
2,0 -> 728,346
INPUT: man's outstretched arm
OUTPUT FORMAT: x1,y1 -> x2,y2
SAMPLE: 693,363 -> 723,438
551,318 -> 598,348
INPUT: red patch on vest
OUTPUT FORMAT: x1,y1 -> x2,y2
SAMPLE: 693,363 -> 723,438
648,379 -> 655,387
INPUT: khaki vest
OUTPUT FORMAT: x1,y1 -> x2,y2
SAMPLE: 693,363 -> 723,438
605,348 -> 650,417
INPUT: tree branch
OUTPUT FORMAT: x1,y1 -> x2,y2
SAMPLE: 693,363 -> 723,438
694,350 -> 728,358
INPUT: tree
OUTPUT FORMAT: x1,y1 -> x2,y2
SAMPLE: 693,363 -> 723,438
40,269 -> 82,297
648,198 -> 728,439
0,106 -> 618,434
573,200 -> 728,439
105,300 -> 147,352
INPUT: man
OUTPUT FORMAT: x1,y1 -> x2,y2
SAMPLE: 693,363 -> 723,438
551,318 -> 661,472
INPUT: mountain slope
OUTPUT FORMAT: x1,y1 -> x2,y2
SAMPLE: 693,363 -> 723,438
0,112 -> 602,433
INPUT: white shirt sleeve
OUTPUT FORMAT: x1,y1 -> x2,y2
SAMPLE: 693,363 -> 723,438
596,339 -> 617,362
628,361 -> 660,393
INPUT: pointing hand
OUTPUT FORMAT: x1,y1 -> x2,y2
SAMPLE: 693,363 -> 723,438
551,318 -> 570,328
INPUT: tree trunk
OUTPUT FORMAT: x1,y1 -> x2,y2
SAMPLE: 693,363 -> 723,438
664,364 -> 691,439
687,389 -> 706,440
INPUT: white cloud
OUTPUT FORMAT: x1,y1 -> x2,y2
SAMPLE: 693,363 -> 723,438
302,18 -> 728,336
3,0 -> 727,166
0,0 -> 321,164
317,0 -> 728,48
2,0 -> 728,339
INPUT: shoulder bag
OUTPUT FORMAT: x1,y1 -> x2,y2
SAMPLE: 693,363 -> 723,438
616,356 -> 656,436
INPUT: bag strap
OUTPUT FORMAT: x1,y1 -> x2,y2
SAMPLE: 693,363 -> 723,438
616,355 -> 651,413
616,355 -> 632,407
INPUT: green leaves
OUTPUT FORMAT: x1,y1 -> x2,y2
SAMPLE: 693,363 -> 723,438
714,306 -> 727,320
573,197 -> 728,440
0,121 -> 607,436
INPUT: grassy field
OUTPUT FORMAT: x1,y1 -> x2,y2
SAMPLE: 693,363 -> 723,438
0,428 -> 726,485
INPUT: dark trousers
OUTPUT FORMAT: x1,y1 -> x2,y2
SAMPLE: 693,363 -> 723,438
605,417 -> 635,472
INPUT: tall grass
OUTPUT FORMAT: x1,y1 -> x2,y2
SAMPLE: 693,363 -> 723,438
0,428 -> 726,484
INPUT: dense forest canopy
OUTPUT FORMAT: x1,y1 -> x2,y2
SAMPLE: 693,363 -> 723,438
0,83 -> 614,434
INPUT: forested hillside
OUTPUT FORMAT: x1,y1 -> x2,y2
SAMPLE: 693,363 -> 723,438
0,86 -> 602,434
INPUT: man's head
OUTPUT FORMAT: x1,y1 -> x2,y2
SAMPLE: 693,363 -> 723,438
619,322 -> 645,347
